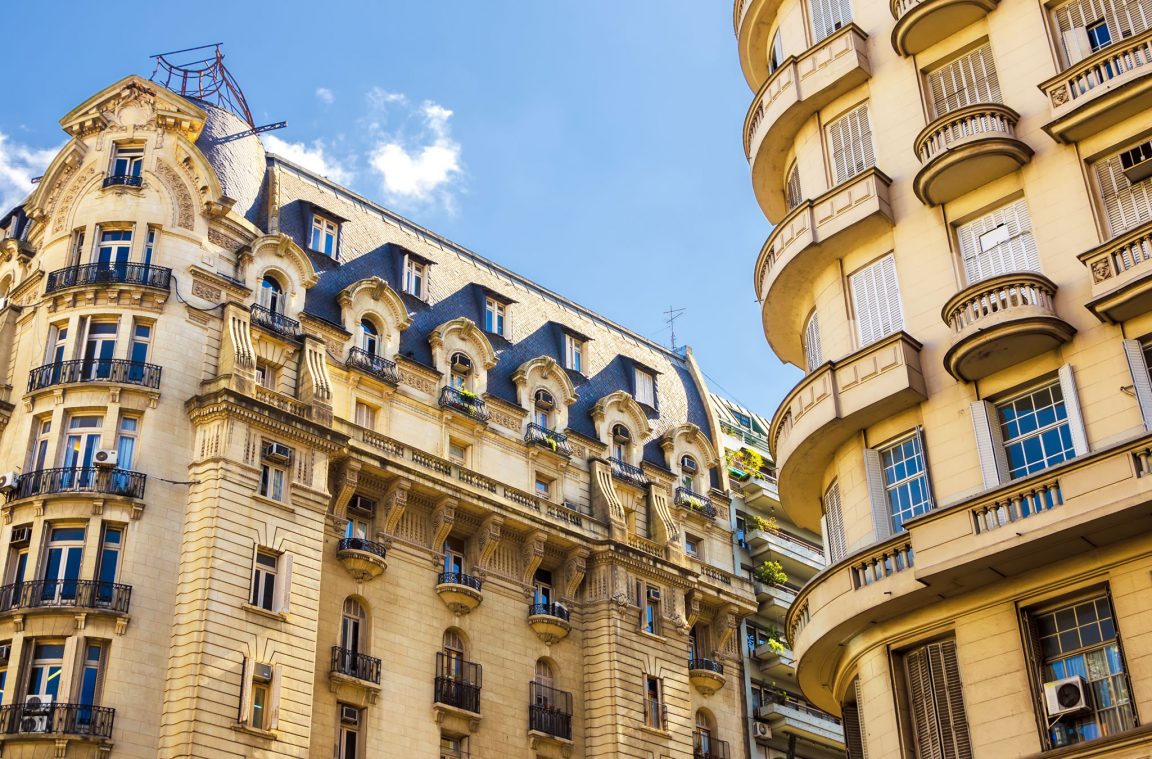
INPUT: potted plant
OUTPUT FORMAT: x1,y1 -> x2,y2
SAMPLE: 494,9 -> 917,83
754,560 -> 788,587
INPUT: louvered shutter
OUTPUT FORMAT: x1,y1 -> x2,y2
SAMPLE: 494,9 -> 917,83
905,646 -> 944,759
863,448 -> 893,541
786,163 -> 803,211
842,702 -> 867,759
1053,0 -> 1152,66
930,639 -> 974,759
803,311 -> 823,371
956,200 -> 1041,285
810,0 -> 853,42
970,400 -> 1008,489
1123,339 -> 1152,430
1057,364 -> 1090,456
926,44 -> 1002,119
823,481 -> 847,563
850,255 -> 904,348
828,105 -> 875,184
1095,152 -> 1152,237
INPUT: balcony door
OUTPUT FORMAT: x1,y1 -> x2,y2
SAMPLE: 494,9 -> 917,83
63,416 -> 102,489
41,526 -> 85,604
82,322 -> 118,381
95,526 -> 122,606
26,642 -> 65,702
95,230 -> 132,279
534,569 -> 553,606
77,643 -> 105,727
341,599 -> 364,654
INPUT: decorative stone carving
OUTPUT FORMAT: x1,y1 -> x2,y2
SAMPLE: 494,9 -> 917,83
329,459 -> 362,521
430,496 -> 458,557
1091,258 -> 1114,283
520,530 -> 547,585
380,478 -> 411,535
154,162 -> 195,230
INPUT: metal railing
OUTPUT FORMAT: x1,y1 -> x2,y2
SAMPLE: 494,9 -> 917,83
337,537 -> 387,559
330,645 -> 382,684
609,457 -> 649,487
438,386 -> 491,422
694,733 -> 731,759
102,174 -> 142,188
528,602 -> 570,622
524,423 -> 572,456
435,652 -> 482,713
10,468 -> 146,500
0,702 -> 115,739
528,682 -> 573,739
688,658 -> 725,675
675,487 -> 717,518
250,303 -> 301,339
346,347 -> 399,384
28,359 -> 162,392
45,263 -> 171,293
438,572 -> 483,591
0,579 -> 132,614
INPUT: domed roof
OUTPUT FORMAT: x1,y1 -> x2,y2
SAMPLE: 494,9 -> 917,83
192,102 -> 267,224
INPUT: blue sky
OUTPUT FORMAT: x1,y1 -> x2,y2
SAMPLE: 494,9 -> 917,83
0,2 -> 800,418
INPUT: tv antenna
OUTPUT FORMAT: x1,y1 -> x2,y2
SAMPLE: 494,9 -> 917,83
664,306 -> 686,351
149,44 -> 286,140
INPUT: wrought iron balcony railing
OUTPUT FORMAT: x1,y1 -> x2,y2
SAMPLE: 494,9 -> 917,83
693,733 -> 731,759
28,359 -> 162,392
10,467 -> 146,501
0,579 -> 132,614
337,537 -> 387,559
250,303 -> 301,339
438,572 -> 483,591
688,658 -> 725,675
435,652 -> 482,713
529,682 -> 573,739
0,702 -> 115,739
528,602 -> 570,622
45,263 -> 171,294
675,487 -> 718,518
102,173 -> 142,188
438,386 -> 491,422
524,423 -> 572,456
609,457 -> 649,488
330,645 -> 382,684
346,347 -> 399,384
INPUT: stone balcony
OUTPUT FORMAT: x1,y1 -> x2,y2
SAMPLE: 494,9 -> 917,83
755,168 -> 893,366
756,699 -> 844,748
1081,220 -> 1152,323
1041,29 -> 1152,143
734,0 -> 786,89
890,0 -> 999,56
913,104 -> 1031,205
769,332 -> 926,531
753,643 -> 796,679
744,25 -> 871,223
748,527 -> 825,578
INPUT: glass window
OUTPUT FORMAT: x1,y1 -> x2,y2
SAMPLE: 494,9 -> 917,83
997,382 -> 1075,479
643,586 -> 661,636
259,460 -> 286,501
28,418 -> 52,472
96,229 -> 132,268
565,335 -> 584,373
535,477 -> 552,499
310,215 -> 339,257
359,319 -> 379,355
255,362 -> 276,391
684,534 -> 700,557
768,30 -> 784,73
27,642 -> 65,700
880,434 -> 932,532
354,401 -> 377,429
403,257 -> 426,299
259,275 -> 284,313
96,524 -> 122,606
1086,19 -> 1112,51
142,228 -> 157,268
338,704 -> 361,758
251,677 -> 270,730
250,550 -> 278,611
634,368 -> 656,406
644,676 -> 664,730
448,441 -> 468,465
110,144 -> 143,179
484,297 -> 506,336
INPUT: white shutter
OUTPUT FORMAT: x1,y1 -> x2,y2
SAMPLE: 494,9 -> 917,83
914,426 -> 936,509
926,44 -> 1002,118
238,656 -> 253,723
1123,339 -> 1152,430
823,481 -> 847,562
786,163 -> 803,210
1053,0 -> 1152,66
956,200 -> 1041,285
828,104 -> 875,185
1057,364 -> 1090,456
1095,151 -> 1152,237
273,553 -> 293,613
268,664 -> 283,731
864,448 -> 893,542
803,310 -> 823,371
810,0 -> 854,41
970,400 -> 1008,489
850,255 -> 904,348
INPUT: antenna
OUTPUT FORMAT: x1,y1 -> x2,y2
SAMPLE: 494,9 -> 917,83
663,306 -> 686,351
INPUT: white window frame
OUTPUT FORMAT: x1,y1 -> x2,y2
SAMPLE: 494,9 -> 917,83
310,214 -> 339,257
956,199 -> 1040,285
259,462 -> 286,501
634,367 -> 656,407
354,400 -> 377,430
925,43 -> 1002,119
484,297 -> 506,336
827,103 -> 875,185
239,658 -> 283,732
565,335 -> 584,373
249,548 -> 292,614
865,429 -> 933,539
403,255 -> 427,300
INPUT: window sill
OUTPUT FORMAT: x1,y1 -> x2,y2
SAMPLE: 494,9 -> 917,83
638,629 -> 666,643
251,493 -> 293,513
639,725 -> 670,739
1021,722 -> 1152,758
231,722 -> 277,740
242,603 -> 287,623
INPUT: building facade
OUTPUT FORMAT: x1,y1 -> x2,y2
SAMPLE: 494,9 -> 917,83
0,75 -> 758,757
735,0 -> 1152,755
712,395 -> 845,759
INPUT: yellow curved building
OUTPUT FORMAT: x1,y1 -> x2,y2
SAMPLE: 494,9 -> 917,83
735,0 -> 1152,755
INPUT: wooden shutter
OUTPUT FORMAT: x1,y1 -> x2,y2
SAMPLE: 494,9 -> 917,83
268,664 -> 283,731
956,200 -> 1041,285
843,701 -> 867,759
863,448 -> 893,542
914,426 -> 936,510
905,646 -> 944,759
926,44 -> 1002,119
803,310 -> 823,371
828,105 -> 875,185
1095,151 -> 1152,237
786,163 -> 803,210
238,656 -> 253,723
850,255 -> 904,348
273,553 -> 293,614
930,639 -> 974,759
970,400 -> 1008,489
1123,339 -> 1152,429
823,481 -> 847,563
1053,0 -> 1152,66
1057,364 -> 1090,456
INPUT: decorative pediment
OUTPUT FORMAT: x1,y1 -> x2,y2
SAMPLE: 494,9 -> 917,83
58,76 -> 207,140
428,317 -> 498,369
512,356 -> 577,407
337,276 -> 411,333
591,390 -> 652,442
250,234 -> 320,289
661,423 -> 720,468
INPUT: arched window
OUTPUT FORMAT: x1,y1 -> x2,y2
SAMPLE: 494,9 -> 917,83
611,424 -> 632,461
534,389 -> 555,428
360,319 -> 379,355
681,455 -> 699,491
259,274 -> 285,313
341,598 -> 365,652
534,658 -> 554,689
442,628 -> 467,680
449,352 -> 472,390
695,710 -> 714,752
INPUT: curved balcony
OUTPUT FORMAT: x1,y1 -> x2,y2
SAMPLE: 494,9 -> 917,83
28,359 -> 162,393
0,702 -> 115,741
103,173 -> 142,189
45,263 -> 171,294
438,386 -> 491,423
1041,29 -> 1152,143
524,423 -> 572,457
527,602 -> 571,644
688,657 -> 726,695
675,487 -> 717,519
346,347 -> 399,384
734,0 -> 785,89
10,467 -> 146,501
250,303 -> 301,339
744,25 -> 871,223
913,104 -> 1031,205
1081,220 -> 1152,322
770,333 -> 926,531
0,579 -> 132,615
609,457 -> 649,488
755,169 -> 894,367
336,537 -> 388,582
941,272 -> 1073,381
890,0 -> 999,56
436,571 -> 483,615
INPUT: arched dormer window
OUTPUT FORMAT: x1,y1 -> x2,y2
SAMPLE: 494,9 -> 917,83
534,389 -> 555,429
680,454 -> 700,491
360,318 -> 379,355
612,424 -> 632,462
450,352 -> 473,390
259,274 -> 285,314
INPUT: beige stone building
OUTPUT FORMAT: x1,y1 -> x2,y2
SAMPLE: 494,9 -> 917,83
735,0 -> 1152,754
0,69 -> 759,757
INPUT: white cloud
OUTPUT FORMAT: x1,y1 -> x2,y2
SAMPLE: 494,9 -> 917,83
262,135 -> 354,185
0,132 -> 58,212
367,87 -> 407,108
315,87 -> 334,104
367,99 -> 463,209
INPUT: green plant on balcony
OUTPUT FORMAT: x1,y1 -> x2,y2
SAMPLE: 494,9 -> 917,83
725,446 -> 764,480
765,626 -> 786,655
749,514 -> 777,532
754,560 -> 788,587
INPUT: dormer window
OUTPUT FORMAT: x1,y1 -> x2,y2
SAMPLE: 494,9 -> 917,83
310,214 -> 339,258
484,297 -> 506,337
259,274 -> 285,314
634,367 -> 656,407
106,143 -> 143,188
403,256 -> 427,300
534,389 -> 555,428
612,423 -> 632,461
565,335 -> 584,373
360,319 -> 379,355
681,455 -> 700,490
450,352 -> 472,389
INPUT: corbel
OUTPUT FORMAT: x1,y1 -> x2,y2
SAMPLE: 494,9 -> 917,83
684,588 -> 701,630
379,477 -> 411,535
713,603 -> 739,657
430,495 -> 458,562
468,514 -> 504,578
519,530 -> 547,587
329,458 -> 362,521
560,546 -> 589,602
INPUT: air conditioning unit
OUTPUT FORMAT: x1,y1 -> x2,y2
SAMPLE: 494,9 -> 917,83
262,442 -> 292,465
21,695 -> 52,733
253,663 -> 274,683
647,587 -> 662,601
1044,676 -> 1090,717
1121,141 -> 1152,183
349,495 -> 376,513
10,526 -> 30,545
752,720 -> 772,741
340,705 -> 360,726
92,449 -> 118,468
0,472 -> 19,493
450,353 -> 473,373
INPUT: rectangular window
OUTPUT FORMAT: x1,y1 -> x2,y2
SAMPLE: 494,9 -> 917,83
310,214 -> 339,257
634,368 -> 656,407
27,641 -> 66,700
827,103 -> 875,184
1094,146 -> 1152,237
96,524 -> 123,605
440,736 -> 468,759
259,463 -> 286,501
1086,19 -> 1112,51
403,256 -> 427,299
95,229 -> 132,267
641,584 -> 661,635
785,163 -> 803,210
483,297 -> 506,336
823,482 -> 847,563
109,144 -> 143,181
250,550 -> 278,611
746,623 -> 770,655
1052,0 -> 1151,67
956,199 -> 1040,285
255,362 -> 276,391
565,335 -> 584,373
684,533 -> 701,557
644,675 -> 665,730
534,476 -> 552,500
874,432 -> 933,533
899,637 -> 973,759
850,255 -> 904,347
242,659 -> 279,731
803,310 -> 822,372
769,30 -> 784,74
68,228 -> 86,267
338,704 -> 361,759
354,401 -> 377,429
28,417 -> 52,472
447,441 -> 469,465
77,640 -> 107,712
997,382 -> 1076,479
925,43 -> 1001,119
809,0 -> 853,42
